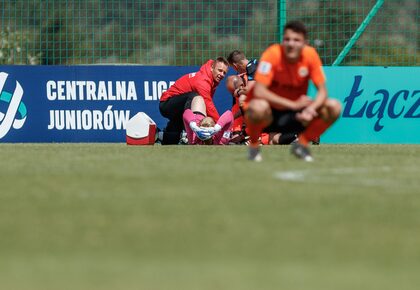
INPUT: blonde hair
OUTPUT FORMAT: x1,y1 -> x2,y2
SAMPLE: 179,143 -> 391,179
200,117 -> 215,127
199,117 -> 215,145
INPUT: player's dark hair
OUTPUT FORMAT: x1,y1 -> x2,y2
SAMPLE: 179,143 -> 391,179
214,56 -> 229,67
284,20 -> 308,38
227,50 -> 245,65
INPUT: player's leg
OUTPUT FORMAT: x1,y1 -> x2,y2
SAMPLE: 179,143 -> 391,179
159,92 -> 198,144
184,95 -> 206,124
244,99 -> 272,161
188,95 -> 207,116
291,98 -> 341,161
298,98 -> 341,145
159,99 -> 183,144
213,110 -> 234,145
185,95 -> 206,126
162,119 -> 184,144
260,109 -> 312,161
182,95 -> 207,144
182,109 -> 197,144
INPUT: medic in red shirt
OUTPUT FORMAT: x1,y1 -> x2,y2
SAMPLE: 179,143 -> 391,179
159,57 -> 229,144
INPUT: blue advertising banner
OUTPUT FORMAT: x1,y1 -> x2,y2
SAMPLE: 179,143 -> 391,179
0,65 -> 233,142
320,67 -> 420,144
0,65 -> 419,143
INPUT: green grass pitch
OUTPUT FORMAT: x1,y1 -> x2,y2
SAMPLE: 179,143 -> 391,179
0,144 -> 419,290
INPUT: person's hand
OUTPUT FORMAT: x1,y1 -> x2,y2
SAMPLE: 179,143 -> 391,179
196,129 -> 213,140
198,124 -> 222,139
296,106 -> 318,123
293,95 -> 312,111
234,86 -> 247,98
189,122 -> 213,140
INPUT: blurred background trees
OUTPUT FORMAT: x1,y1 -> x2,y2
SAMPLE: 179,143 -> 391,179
0,0 -> 418,65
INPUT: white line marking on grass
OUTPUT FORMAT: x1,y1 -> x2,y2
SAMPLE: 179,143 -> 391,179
275,171 -> 306,181
274,166 -> 393,186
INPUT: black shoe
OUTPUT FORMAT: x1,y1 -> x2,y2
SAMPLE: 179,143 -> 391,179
291,143 -> 314,162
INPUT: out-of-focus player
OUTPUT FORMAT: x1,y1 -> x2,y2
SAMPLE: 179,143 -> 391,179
244,20 -> 341,162
226,50 -> 298,145
226,50 -> 258,144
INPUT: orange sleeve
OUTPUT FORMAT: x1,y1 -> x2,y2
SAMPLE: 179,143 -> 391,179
254,44 -> 281,87
307,47 -> 326,86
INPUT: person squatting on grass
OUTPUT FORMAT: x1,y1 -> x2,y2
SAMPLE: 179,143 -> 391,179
226,50 -> 300,146
244,20 -> 342,162
158,57 -> 229,144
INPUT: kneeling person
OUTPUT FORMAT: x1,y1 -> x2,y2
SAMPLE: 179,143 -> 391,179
159,57 -> 229,144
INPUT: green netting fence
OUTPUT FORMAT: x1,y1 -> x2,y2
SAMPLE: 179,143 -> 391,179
0,0 -> 419,66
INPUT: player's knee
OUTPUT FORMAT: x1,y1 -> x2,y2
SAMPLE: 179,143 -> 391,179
327,99 -> 342,120
320,99 -> 341,122
246,99 -> 272,123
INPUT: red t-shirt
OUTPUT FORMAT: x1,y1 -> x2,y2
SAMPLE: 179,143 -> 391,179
160,60 -> 220,121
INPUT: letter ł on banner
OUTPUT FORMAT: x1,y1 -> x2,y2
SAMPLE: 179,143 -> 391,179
343,75 -> 367,118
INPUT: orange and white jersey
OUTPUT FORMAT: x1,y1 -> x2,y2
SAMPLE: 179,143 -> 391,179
250,44 -> 326,102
